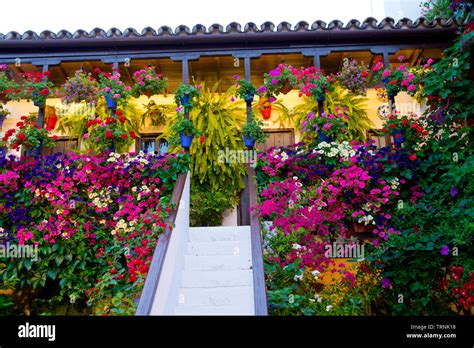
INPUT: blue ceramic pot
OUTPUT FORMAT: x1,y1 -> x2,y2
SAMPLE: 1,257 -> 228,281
317,129 -> 332,143
316,94 -> 326,103
180,95 -> 190,107
180,134 -> 194,149
243,135 -> 256,149
104,94 -> 117,109
244,94 -> 254,103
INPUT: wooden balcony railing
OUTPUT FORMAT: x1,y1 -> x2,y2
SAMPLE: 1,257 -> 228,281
248,166 -> 268,315
135,171 -> 188,315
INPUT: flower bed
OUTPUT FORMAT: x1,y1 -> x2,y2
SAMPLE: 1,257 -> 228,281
0,151 -> 189,315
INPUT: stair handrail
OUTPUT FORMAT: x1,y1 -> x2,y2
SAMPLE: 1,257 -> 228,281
248,166 -> 268,315
135,171 -> 188,315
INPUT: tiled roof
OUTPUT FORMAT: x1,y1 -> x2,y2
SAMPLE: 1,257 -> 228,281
0,17 -> 460,41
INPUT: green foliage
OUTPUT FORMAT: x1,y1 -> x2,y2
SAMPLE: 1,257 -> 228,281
173,84 -> 202,113
163,82 -> 247,195
170,116 -> 201,137
141,100 -> 174,127
292,85 -> 372,141
190,183 -> 238,227
243,114 -> 268,143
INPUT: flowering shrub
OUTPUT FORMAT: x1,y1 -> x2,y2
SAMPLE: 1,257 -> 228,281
96,68 -> 132,105
301,109 -> 348,143
263,64 -> 299,95
21,71 -> 55,107
1,115 -> 57,152
336,59 -> 369,96
381,113 -> 429,150
83,110 -> 136,153
0,151 -> 189,315
372,56 -> 423,97
296,67 -> 334,101
61,70 -> 99,104
131,66 -> 168,98
0,64 -> 20,102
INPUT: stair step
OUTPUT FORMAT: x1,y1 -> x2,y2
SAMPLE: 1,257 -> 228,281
189,226 -> 250,242
177,286 -> 253,307
174,304 -> 254,315
181,270 -> 253,288
187,240 -> 251,256
184,255 -> 252,271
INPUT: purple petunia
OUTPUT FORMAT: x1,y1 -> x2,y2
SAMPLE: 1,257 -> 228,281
381,278 -> 391,289
449,187 -> 458,197
440,245 -> 450,255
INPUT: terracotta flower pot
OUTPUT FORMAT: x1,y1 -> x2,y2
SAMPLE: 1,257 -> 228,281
352,222 -> 371,233
279,79 -> 292,94
143,90 -> 153,98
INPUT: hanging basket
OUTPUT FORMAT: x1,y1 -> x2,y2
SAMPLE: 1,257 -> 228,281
104,94 -> 117,109
260,105 -> 272,119
279,79 -> 293,94
352,222 -> 372,233
243,135 -> 256,149
142,89 -> 153,98
0,93 -> 8,104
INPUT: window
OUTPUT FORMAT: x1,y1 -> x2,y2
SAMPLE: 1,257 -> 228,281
136,134 -> 169,155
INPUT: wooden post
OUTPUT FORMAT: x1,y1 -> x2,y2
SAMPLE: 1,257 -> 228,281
37,64 -> 49,129
244,57 -> 252,123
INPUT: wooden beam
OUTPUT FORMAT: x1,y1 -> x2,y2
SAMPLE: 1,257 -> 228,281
409,49 -> 423,66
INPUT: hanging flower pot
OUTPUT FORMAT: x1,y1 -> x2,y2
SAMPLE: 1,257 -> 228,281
244,93 -> 254,103
32,92 -> 43,107
45,114 -> 58,131
104,94 -> 117,109
316,94 -> 326,103
260,105 -> 272,119
143,89 -> 153,98
352,222 -> 372,233
243,135 -> 256,149
317,129 -> 332,143
279,79 -> 293,94
0,113 -> 6,130
179,133 -> 194,149
180,95 -> 190,107
0,93 -> 8,104
392,129 -> 405,146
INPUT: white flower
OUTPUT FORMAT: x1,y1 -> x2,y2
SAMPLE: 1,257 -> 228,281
294,274 -> 303,281
326,305 -> 333,312
311,270 -> 321,280
314,294 -> 323,303
292,243 -> 302,250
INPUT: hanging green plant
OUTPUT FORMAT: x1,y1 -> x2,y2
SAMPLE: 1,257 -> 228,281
141,100 -> 174,127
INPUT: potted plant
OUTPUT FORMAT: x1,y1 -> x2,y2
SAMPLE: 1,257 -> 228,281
173,84 -> 202,113
45,106 -> 58,131
0,64 -> 20,104
233,75 -> 258,103
381,113 -> 428,148
301,111 -> 348,144
263,64 -> 299,96
372,56 -> 419,98
132,66 -> 168,98
96,68 -> 132,109
21,71 -> 55,108
0,104 -> 9,130
336,58 -> 369,96
61,69 -> 99,104
1,115 -> 57,156
83,113 -> 135,153
258,95 -> 274,119
297,67 -> 334,102
171,116 -> 200,149
242,114 -> 267,149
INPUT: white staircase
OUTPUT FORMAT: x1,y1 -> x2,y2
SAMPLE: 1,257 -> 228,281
173,226 -> 255,315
